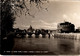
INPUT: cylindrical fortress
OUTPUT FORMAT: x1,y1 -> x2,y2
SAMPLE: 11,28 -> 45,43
57,21 -> 75,33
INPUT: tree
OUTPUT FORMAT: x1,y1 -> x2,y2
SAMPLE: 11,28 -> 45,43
1,0 -> 48,37
1,0 -> 49,54
1,0 -> 15,37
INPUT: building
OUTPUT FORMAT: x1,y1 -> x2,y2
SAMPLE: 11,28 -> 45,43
76,27 -> 80,33
57,21 -> 75,33
27,25 -> 34,33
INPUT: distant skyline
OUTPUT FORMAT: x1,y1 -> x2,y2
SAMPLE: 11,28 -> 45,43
14,0 -> 80,30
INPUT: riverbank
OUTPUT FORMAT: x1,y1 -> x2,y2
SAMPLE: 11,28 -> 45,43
54,33 -> 80,40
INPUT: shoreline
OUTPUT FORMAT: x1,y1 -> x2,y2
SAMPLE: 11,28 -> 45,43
54,33 -> 80,40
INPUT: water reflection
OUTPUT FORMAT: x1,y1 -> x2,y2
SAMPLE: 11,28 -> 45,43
3,34 -> 80,55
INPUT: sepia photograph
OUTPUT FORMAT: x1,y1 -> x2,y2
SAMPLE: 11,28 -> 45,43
1,0 -> 80,55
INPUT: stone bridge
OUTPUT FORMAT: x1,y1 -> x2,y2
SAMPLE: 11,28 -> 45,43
14,29 -> 52,37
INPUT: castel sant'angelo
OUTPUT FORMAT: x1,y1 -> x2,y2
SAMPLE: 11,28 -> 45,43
57,21 -> 75,33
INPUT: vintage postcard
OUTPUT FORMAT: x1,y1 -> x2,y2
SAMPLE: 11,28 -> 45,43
1,0 -> 80,55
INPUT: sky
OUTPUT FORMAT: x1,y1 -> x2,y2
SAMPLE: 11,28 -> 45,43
13,0 -> 80,30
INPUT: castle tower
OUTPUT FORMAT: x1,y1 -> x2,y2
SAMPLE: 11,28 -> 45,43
57,21 -> 75,33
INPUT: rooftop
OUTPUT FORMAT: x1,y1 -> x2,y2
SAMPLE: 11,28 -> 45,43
59,21 -> 73,25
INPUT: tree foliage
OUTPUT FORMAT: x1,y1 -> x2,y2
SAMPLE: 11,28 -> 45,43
1,0 -> 48,37
1,0 -> 15,37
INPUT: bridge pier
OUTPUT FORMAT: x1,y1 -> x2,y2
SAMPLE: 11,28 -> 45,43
35,34 -> 39,38
28,35 -> 32,38
16,33 -> 52,38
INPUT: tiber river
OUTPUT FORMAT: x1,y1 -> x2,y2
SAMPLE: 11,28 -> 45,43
11,33 -> 80,55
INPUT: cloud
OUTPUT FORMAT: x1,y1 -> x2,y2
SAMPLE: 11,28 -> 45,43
21,25 -> 29,28
31,20 -> 50,25
62,13 -> 80,28
14,24 -> 29,28
39,20 -> 57,29
71,13 -> 80,28
63,14 -> 69,21
14,20 -> 58,29
42,25 -> 57,29
73,13 -> 80,20
42,26 -> 55,29
31,20 -> 58,29
39,20 -> 51,25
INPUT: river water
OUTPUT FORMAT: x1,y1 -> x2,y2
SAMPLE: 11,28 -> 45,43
12,34 -> 80,55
